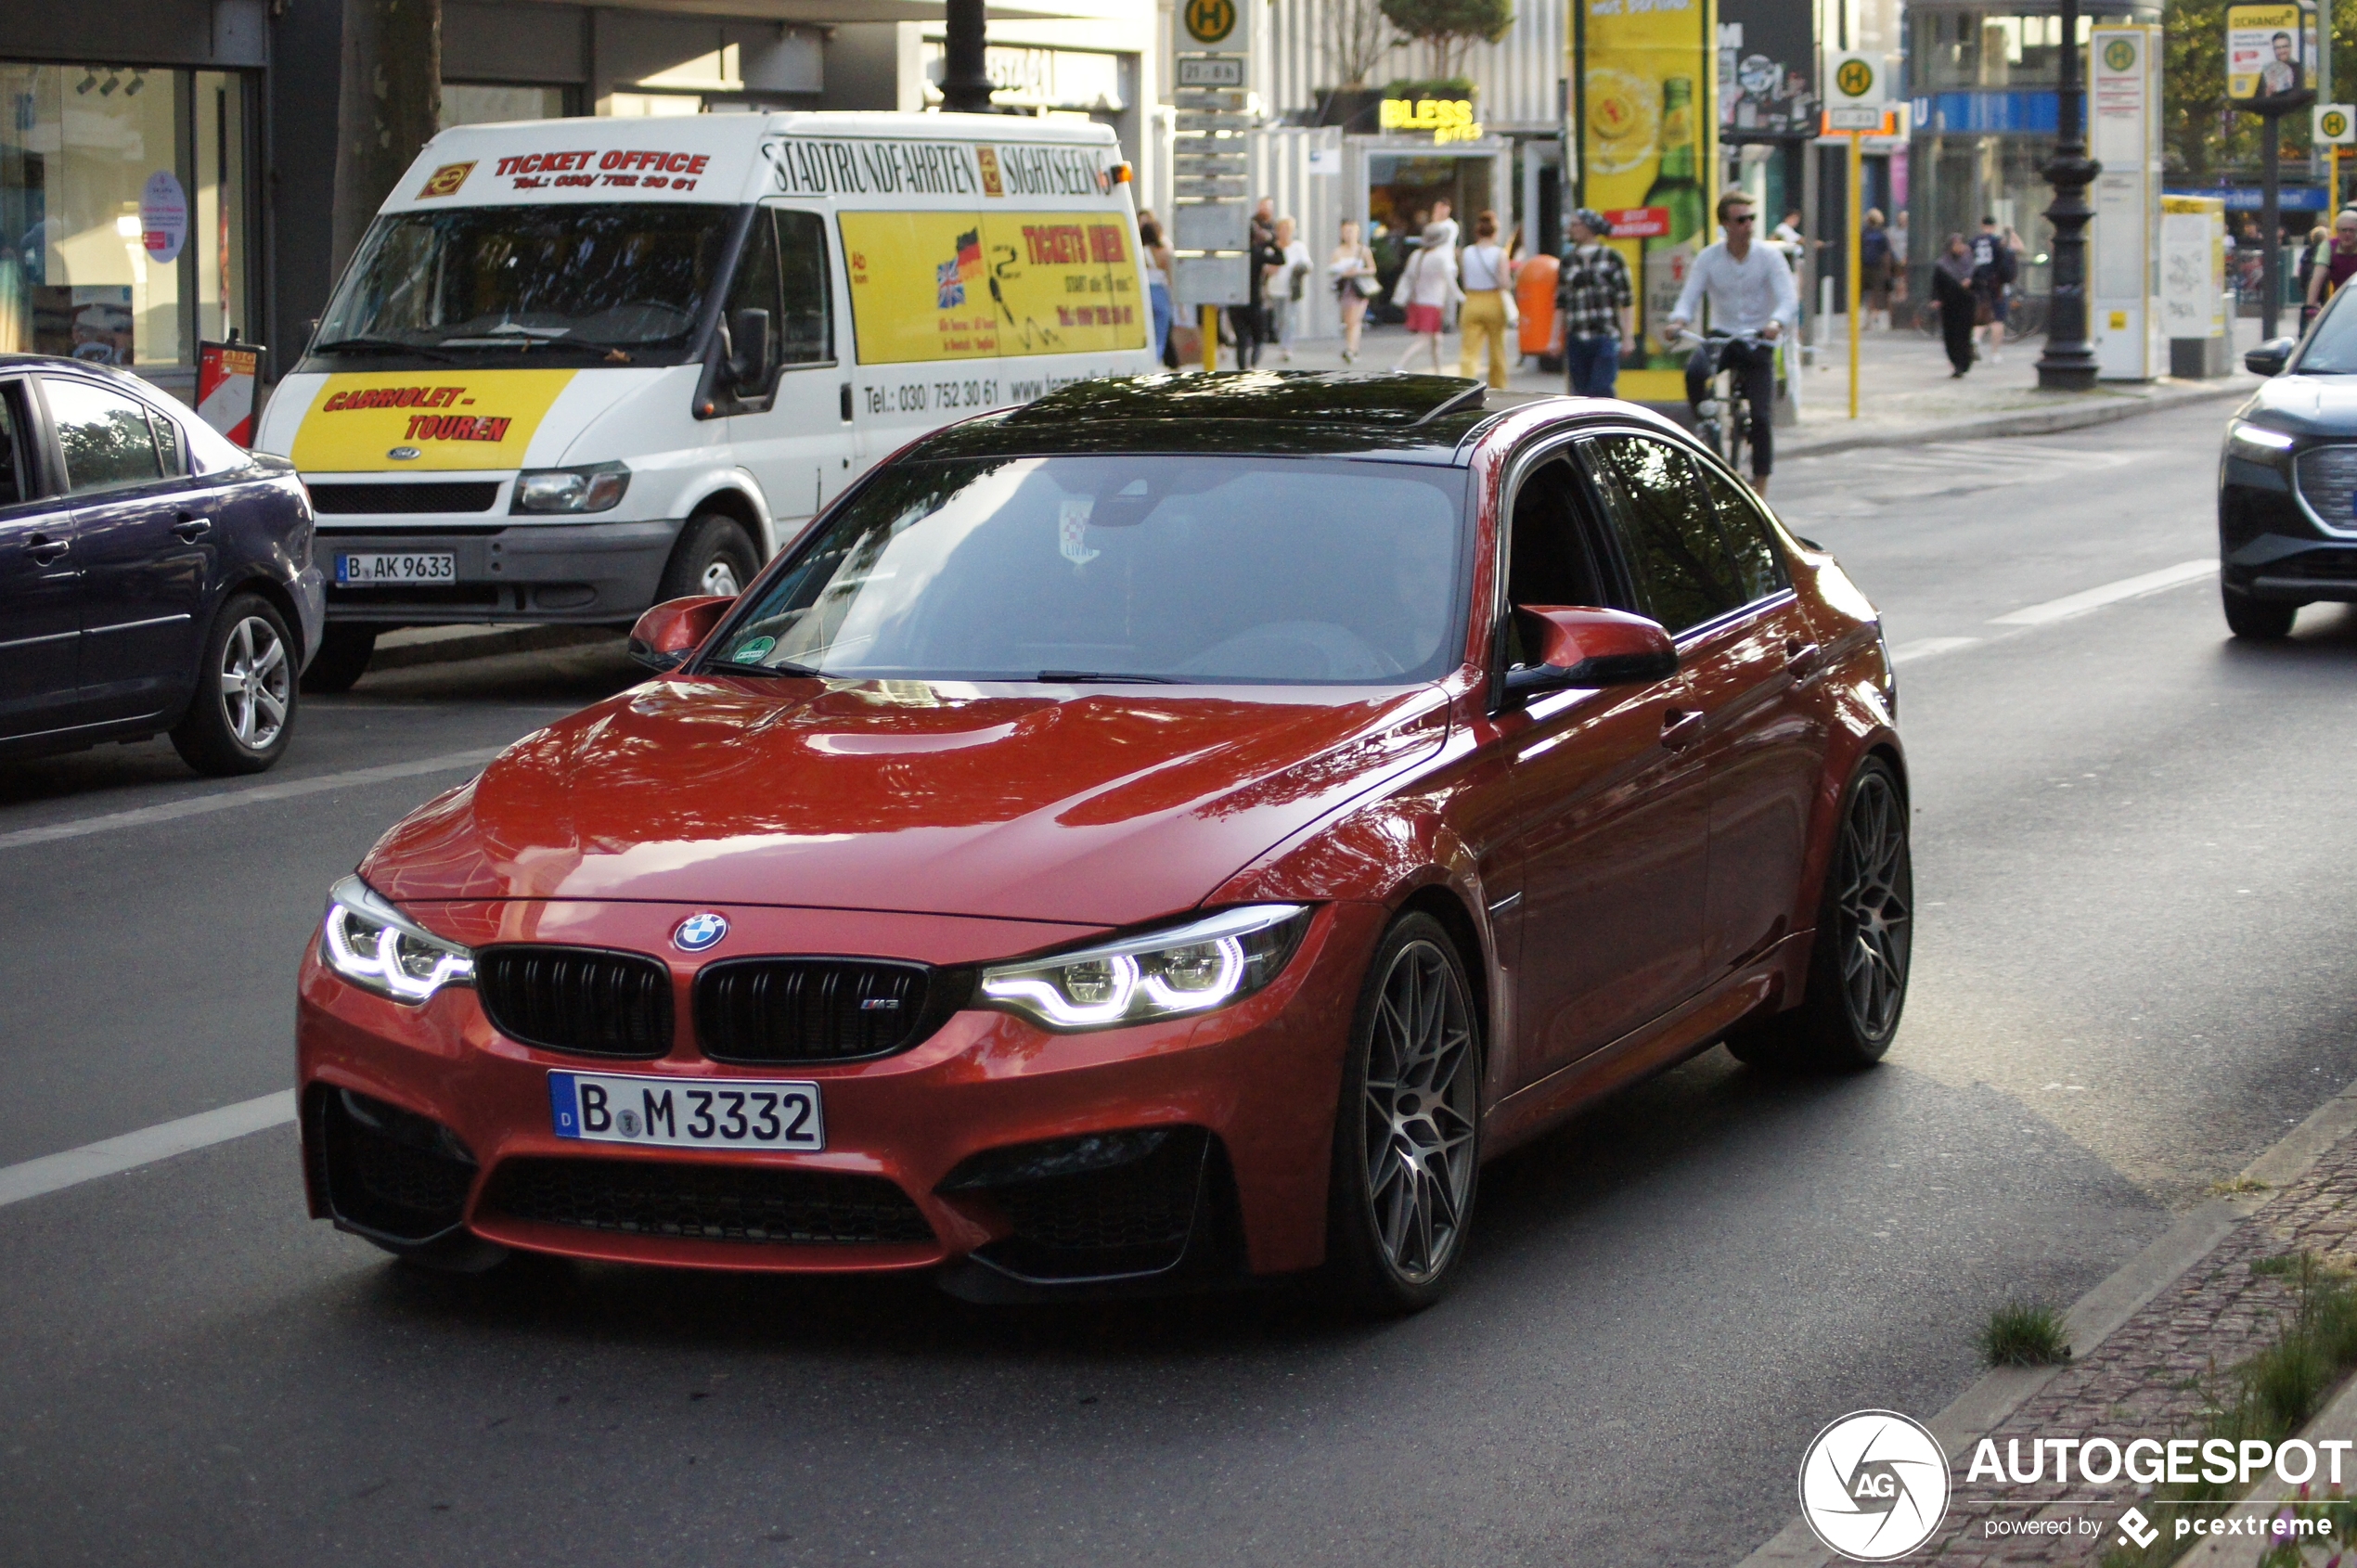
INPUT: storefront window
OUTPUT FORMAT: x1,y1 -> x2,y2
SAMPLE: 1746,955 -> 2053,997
441,84 -> 573,129
0,64 -> 251,371
1910,10 -> 2134,91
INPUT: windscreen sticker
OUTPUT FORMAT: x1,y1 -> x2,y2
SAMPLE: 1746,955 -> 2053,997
417,162 -> 475,199
840,211 -> 1145,366
290,370 -> 578,472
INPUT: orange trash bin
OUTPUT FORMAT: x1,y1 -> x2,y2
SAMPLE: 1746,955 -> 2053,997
1517,253 -> 1559,357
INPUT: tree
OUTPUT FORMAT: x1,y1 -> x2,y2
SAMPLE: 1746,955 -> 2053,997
2163,0 -> 2357,185
331,0 -> 442,278
1378,0 -> 1513,85
1328,0 -> 1398,89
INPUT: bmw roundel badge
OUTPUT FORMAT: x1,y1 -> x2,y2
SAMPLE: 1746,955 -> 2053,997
673,911 -> 729,952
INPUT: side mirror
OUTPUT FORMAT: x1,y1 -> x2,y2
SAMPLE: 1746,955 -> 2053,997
2246,337 -> 2296,377
628,595 -> 734,672
727,307 -> 772,388
1501,606 -> 1679,703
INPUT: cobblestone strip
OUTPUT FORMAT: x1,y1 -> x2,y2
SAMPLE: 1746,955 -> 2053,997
1918,1132 -> 2357,1565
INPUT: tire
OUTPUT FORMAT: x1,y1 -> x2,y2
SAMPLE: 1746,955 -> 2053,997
1324,911 -> 1483,1316
300,624 -> 378,694
171,594 -> 298,777
657,512 -> 760,604
1725,756 -> 1913,1073
2222,586 -> 2299,641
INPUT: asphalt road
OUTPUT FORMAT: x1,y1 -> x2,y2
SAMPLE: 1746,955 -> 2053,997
4,397 -> 2353,1568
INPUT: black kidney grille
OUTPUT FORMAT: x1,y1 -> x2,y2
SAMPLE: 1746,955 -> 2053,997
476,945 -> 673,1059
694,958 -> 936,1064
482,1156 -> 934,1246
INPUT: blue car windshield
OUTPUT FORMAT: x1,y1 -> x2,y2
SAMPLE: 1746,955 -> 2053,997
707,456 -> 1470,685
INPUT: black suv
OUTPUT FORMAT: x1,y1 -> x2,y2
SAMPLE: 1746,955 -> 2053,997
2219,298 -> 2357,638
0,355 -> 322,773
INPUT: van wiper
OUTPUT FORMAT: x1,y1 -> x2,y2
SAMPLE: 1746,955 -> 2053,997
313,336 -> 458,362
1037,670 -> 1179,684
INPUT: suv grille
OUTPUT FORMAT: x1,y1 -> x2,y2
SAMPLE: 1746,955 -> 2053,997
482,1157 -> 934,1246
475,945 -> 673,1058
2294,446 -> 2357,533
694,958 -> 943,1064
309,481 -> 501,514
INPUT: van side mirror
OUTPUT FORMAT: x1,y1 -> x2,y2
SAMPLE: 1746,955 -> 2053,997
628,595 -> 735,672
728,307 -> 773,389
1501,606 -> 1679,703
2246,337 -> 2296,377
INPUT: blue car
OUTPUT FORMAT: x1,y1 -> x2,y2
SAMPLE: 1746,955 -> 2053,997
0,355 -> 323,774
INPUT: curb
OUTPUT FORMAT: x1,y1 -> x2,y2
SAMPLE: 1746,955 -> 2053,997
1732,1081 -> 2357,1568
366,624 -> 622,674
2174,1369 -> 2357,1563
1777,378 -> 2255,462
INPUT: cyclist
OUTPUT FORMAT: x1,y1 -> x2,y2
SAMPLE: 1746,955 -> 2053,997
1666,191 -> 1797,496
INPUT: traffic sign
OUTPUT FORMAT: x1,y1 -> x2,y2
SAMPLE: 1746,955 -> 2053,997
1182,0 -> 1237,46
1824,106 -> 1886,130
2319,102 -> 2356,143
1826,52 -> 1891,110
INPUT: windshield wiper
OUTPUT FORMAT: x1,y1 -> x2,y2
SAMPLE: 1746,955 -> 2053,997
313,336 -> 458,362
1037,670 -> 1179,684
713,658 -> 824,677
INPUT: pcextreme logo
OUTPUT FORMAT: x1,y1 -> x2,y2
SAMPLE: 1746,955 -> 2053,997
1799,1410 -> 1950,1561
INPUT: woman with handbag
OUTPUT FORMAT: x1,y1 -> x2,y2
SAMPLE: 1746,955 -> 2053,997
1391,222 -> 1460,373
1330,219 -> 1379,363
1457,211 -> 1512,389
1267,216 -> 1313,362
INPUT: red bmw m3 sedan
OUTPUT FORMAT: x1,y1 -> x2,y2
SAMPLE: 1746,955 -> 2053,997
296,373 -> 1910,1313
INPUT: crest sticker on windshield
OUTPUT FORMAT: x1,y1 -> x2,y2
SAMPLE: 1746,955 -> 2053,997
1058,497 -> 1100,566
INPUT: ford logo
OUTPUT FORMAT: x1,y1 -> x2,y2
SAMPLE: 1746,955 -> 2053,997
672,911 -> 728,952
387,446 -> 421,461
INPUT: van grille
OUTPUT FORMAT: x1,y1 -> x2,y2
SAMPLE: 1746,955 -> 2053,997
475,945 -> 674,1059
309,482 -> 502,514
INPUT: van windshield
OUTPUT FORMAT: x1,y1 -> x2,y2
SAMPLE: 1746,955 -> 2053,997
308,203 -> 737,367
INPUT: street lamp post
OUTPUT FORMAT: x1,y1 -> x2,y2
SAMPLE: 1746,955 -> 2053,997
940,0 -> 995,114
2037,0 -> 2101,389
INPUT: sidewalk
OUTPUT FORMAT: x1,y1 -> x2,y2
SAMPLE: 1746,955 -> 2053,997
1241,314 -> 2260,457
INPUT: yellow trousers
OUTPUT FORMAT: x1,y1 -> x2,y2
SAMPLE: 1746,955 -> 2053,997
1458,289 -> 1509,389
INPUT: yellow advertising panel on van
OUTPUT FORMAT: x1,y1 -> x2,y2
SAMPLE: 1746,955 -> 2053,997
290,369 -> 578,471
841,212 -> 1146,365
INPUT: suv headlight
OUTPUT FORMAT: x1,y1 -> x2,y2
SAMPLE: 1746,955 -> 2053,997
512,462 -> 629,514
979,905 -> 1310,1032
2228,420 -> 2297,462
320,874 -> 474,1002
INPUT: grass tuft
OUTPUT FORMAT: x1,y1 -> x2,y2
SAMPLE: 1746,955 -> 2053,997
1979,1301 -> 2072,1368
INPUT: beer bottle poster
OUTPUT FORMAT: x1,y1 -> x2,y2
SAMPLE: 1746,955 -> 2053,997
1579,0 -> 1716,393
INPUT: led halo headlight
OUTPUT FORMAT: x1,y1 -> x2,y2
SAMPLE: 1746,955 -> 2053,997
979,905 -> 1310,1032
320,874 -> 475,1003
2228,419 -> 2298,461
512,461 -> 629,514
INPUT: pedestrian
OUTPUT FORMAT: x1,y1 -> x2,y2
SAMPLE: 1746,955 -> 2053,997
1266,215 -> 1312,362
1932,233 -> 1977,378
1890,211 -> 1912,315
1230,197 -> 1278,368
1330,217 -> 1378,363
1665,191 -> 1797,495
1390,221 -> 1461,373
1139,215 -> 1175,366
1457,211 -> 1511,389
1554,207 -> 1633,397
1427,198 -> 1459,251
2305,210 -> 2357,314
2299,224 -> 2329,302
1860,208 -> 1893,331
1969,215 -> 2015,363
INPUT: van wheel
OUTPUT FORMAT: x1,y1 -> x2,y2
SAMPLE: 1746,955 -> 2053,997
659,514 -> 759,603
172,594 -> 297,776
301,625 -> 378,693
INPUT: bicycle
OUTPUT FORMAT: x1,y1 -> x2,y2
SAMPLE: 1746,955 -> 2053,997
1914,289 -> 2046,343
1668,327 -> 1774,477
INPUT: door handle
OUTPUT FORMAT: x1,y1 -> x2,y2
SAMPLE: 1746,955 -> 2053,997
25,532 -> 68,565
1660,708 -> 1706,751
172,512 -> 213,542
1784,638 -> 1823,680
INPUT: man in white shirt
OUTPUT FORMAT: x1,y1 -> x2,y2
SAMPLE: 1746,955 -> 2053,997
1666,191 -> 1800,493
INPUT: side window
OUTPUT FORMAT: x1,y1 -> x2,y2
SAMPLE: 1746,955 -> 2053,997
41,378 -> 164,495
1502,456 -> 1616,666
1691,460 -> 1789,600
0,381 -> 30,507
725,208 -> 783,393
774,209 -> 834,365
151,408 -> 185,477
1581,434 -> 1748,635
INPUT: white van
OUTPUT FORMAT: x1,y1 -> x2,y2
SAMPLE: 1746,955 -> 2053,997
252,111 -> 1155,687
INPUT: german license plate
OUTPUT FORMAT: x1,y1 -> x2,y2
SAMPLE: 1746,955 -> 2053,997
548,1071 -> 824,1151
336,551 -> 455,585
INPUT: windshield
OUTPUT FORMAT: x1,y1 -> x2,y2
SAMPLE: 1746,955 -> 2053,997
309,203 -> 737,366
705,456 -> 1470,685
2300,289 -> 2357,373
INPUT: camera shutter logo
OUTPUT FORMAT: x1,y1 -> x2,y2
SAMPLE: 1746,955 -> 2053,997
1798,1409 -> 1950,1562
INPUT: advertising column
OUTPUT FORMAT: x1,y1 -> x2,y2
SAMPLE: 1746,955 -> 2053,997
1578,0 -> 1717,400
2091,25 -> 2162,380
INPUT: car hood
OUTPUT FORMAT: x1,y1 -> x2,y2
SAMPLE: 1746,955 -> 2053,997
2242,374 -> 2357,431
362,675 -> 1450,926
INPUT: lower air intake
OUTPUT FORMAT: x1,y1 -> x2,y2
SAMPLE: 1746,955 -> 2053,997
481,1156 -> 935,1246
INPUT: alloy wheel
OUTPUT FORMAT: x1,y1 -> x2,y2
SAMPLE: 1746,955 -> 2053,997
1360,939 -> 1478,1284
700,559 -> 742,597
1832,769 -> 1912,1041
218,615 -> 290,752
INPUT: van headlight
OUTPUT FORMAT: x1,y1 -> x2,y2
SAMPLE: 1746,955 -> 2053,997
320,875 -> 474,1002
512,462 -> 630,513
2227,420 -> 2297,462
978,905 -> 1310,1032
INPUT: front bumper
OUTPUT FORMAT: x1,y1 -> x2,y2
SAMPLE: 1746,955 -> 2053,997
317,517 -> 685,625
2220,448 -> 2357,603
295,900 -> 1385,1288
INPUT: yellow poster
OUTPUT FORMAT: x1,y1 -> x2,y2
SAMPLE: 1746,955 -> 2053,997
290,369 -> 577,471
840,211 -> 1145,366
1580,0 -> 1716,396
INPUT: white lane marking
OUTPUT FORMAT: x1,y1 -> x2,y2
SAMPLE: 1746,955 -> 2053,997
0,1091 -> 296,1210
1989,559 -> 2218,626
0,747 -> 505,853
1889,636 -> 1982,664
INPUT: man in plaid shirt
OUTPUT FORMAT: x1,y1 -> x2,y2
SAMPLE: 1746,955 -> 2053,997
1555,210 -> 1634,397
